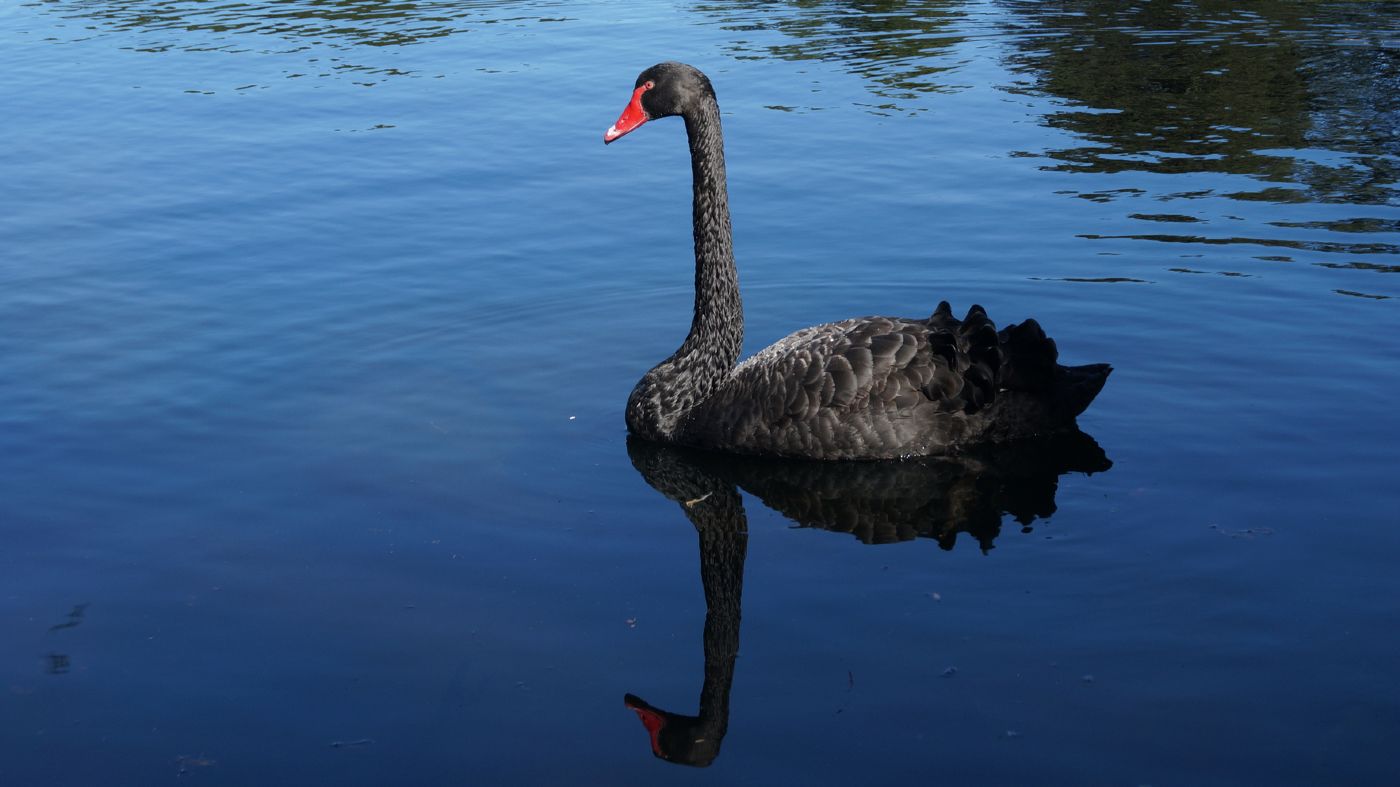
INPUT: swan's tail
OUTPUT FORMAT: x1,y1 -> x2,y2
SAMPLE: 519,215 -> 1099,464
996,317 -> 1058,392
993,316 -> 1110,420
1054,362 -> 1112,420
927,306 -> 1109,435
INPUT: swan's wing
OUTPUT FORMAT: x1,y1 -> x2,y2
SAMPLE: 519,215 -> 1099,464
764,317 -> 942,420
722,303 -> 1013,425
678,303 -> 1071,458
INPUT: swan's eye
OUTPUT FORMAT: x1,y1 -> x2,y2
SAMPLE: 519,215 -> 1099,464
644,80 -> 655,90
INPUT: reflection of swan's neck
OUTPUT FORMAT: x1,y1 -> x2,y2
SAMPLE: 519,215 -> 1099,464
626,98 -> 743,441
696,494 -> 746,737
626,481 -> 747,767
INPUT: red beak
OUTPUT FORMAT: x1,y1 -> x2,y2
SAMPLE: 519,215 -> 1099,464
624,694 -> 670,759
604,84 -> 650,144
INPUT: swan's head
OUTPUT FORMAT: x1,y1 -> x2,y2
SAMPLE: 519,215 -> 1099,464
604,62 -> 716,144
623,693 -> 724,767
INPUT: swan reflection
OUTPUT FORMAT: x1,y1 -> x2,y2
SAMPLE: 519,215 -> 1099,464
622,432 -> 1110,766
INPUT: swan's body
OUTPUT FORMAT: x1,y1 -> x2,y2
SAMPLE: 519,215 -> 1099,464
606,63 -> 1109,460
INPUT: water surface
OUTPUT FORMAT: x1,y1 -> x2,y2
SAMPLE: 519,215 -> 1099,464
3,1 -> 1398,784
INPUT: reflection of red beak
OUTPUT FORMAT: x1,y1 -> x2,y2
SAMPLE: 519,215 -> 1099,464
604,85 -> 650,144
623,693 -> 669,759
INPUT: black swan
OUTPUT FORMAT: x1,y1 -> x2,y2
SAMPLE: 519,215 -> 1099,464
605,62 -> 1110,460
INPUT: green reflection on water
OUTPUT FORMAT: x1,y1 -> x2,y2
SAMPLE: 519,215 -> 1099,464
699,0 -> 973,103
42,0 -> 494,47
37,0 -> 1399,267
691,0 -> 1396,222
999,0 -> 1398,208
32,0 -> 574,82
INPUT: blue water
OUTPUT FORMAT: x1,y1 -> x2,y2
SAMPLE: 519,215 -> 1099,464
3,1 -> 1398,783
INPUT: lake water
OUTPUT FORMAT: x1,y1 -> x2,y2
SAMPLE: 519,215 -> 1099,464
3,0 -> 1398,784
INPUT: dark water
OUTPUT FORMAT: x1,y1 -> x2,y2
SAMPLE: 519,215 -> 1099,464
3,0 -> 1398,783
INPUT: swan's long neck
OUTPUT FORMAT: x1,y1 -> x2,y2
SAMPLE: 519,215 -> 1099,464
683,98 -> 742,364
627,95 -> 743,441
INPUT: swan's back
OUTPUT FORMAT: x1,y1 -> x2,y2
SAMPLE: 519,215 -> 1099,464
678,302 -> 1109,460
